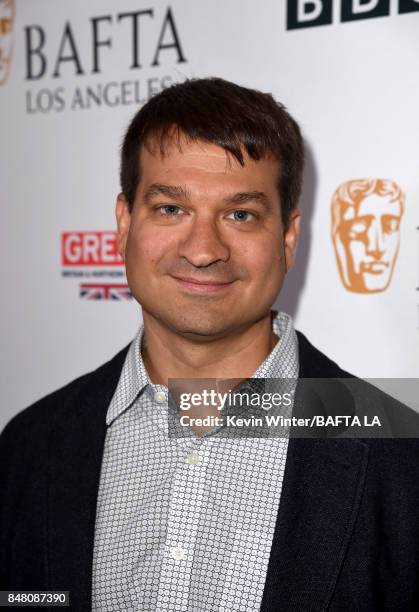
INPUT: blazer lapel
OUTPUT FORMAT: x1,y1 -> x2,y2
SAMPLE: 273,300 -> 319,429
261,437 -> 369,611
261,331 -> 369,611
47,346 -> 129,611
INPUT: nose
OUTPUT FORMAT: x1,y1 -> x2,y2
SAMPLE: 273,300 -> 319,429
177,216 -> 230,268
366,219 -> 385,260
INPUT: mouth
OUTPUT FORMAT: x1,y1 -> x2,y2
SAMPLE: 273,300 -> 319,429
170,275 -> 236,294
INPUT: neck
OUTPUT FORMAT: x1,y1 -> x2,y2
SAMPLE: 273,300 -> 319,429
141,311 -> 279,386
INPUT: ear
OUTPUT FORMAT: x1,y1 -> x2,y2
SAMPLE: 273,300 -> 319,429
115,193 -> 131,262
283,208 -> 301,272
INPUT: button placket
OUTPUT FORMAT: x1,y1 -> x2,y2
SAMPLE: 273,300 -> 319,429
155,441 -> 210,611
143,387 -> 170,435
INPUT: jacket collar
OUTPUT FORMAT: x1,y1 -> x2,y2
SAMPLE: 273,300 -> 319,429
261,331 -> 369,610
47,345 -> 130,610
261,435 -> 369,610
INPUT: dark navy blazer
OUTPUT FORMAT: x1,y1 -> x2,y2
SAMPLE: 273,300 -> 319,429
1,332 -> 419,611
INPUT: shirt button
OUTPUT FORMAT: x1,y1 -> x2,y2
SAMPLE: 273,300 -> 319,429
154,391 -> 166,404
170,546 -> 186,561
185,450 -> 201,465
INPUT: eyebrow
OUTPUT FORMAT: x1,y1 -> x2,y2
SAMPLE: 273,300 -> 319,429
144,183 -> 273,210
144,183 -> 190,202
224,191 -> 272,210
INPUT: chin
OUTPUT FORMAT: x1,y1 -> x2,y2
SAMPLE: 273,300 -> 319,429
168,316 -> 232,339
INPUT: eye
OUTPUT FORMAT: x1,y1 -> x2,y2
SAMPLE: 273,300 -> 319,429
158,205 -> 183,216
227,210 -> 255,222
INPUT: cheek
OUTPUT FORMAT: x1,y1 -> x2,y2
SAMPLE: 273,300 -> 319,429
126,223 -> 174,270
238,239 -> 284,284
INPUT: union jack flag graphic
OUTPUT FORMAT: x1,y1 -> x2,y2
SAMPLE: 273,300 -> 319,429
79,283 -> 133,300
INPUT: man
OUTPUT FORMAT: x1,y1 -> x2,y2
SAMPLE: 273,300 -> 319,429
331,178 -> 404,293
1,78 -> 419,611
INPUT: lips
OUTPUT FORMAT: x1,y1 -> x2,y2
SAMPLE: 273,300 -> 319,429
170,275 -> 236,294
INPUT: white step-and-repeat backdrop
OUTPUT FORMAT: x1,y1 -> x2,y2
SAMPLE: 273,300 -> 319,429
1,0 -> 418,430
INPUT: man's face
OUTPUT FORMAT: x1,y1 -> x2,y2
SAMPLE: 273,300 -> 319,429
335,194 -> 402,293
116,136 -> 300,340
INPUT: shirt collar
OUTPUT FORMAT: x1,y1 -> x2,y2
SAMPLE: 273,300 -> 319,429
106,326 -> 149,426
106,310 -> 299,426
253,311 -> 299,380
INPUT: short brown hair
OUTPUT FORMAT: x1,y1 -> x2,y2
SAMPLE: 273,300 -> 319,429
120,77 -> 304,226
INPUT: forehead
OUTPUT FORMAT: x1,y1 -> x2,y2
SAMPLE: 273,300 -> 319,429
138,136 -> 280,197
357,194 -> 402,217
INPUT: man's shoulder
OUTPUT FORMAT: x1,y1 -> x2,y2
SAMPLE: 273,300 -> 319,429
295,330 -> 352,378
296,330 -> 419,439
1,343 -> 131,443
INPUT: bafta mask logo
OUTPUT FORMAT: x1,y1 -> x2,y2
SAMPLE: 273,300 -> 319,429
331,179 -> 404,293
0,0 -> 15,86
